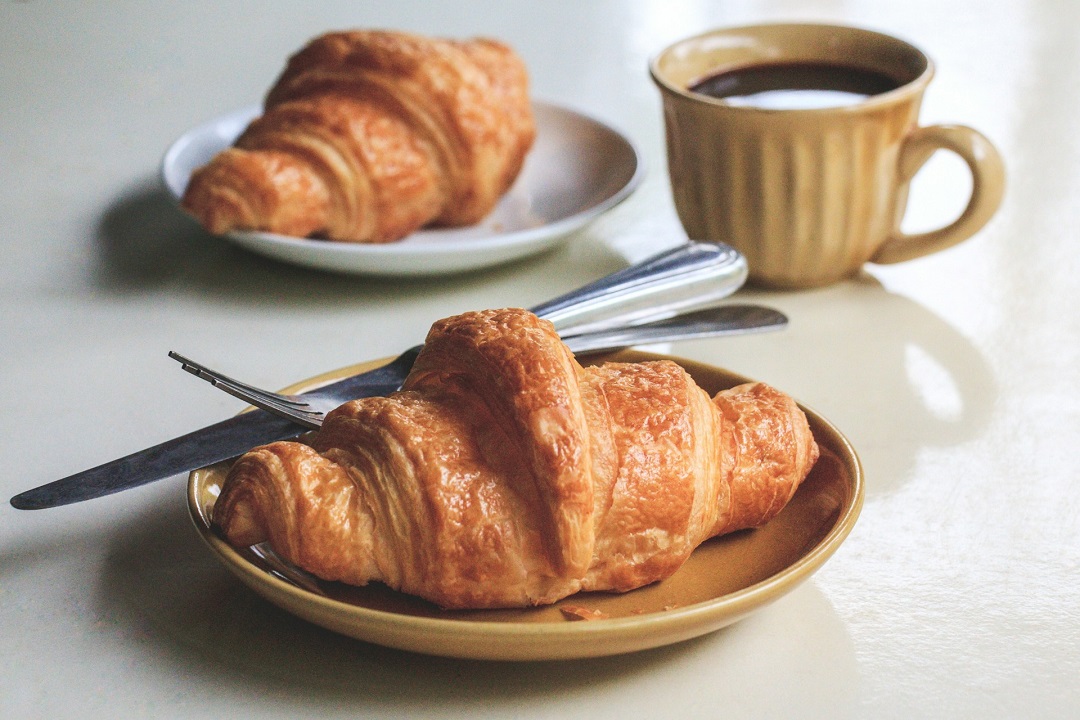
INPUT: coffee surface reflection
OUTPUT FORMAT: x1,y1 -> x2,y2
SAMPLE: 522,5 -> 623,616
689,62 -> 901,110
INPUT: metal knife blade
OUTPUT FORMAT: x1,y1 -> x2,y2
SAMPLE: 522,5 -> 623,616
9,349 -> 421,510
11,240 -> 751,510
12,411 -> 300,510
12,303 -> 785,510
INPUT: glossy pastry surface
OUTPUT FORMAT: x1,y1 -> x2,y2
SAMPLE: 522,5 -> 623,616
181,30 -> 535,243
214,309 -> 819,609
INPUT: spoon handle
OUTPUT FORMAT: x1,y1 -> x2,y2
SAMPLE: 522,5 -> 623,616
562,304 -> 787,354
532,241 -> 748,334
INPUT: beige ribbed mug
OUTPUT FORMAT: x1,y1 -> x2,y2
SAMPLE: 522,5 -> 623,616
651,23 -> 1005,288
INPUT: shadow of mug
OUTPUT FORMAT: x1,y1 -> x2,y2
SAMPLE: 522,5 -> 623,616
726,278 -> 997,496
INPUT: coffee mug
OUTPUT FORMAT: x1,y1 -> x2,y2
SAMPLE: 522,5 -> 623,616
650,23 -> 1005,288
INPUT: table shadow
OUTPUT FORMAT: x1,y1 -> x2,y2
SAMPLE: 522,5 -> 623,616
89,178 -> 600,308
92,495 -> 858,716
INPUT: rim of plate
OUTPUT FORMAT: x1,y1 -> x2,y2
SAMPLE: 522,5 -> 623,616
186,352 -> 863,660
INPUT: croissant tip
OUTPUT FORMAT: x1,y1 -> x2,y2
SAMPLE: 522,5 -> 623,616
181,192 -> 242,235
181,159 -> 253,235
181,148 -> 332,238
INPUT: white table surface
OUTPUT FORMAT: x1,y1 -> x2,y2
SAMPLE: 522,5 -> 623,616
2,1 -> 1076,718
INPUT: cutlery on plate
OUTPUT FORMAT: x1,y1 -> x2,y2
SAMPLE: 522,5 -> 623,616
170,303 -> 788,430
10,241 -> 753,510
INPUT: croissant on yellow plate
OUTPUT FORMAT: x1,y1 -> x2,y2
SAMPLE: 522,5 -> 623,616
213,308 -> 820,610
181,30 -> 536,243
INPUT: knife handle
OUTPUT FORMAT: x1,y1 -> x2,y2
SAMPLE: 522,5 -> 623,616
530,240 -> 748,334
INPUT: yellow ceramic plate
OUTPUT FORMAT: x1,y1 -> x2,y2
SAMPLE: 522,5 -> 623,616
188,351 -> 863,661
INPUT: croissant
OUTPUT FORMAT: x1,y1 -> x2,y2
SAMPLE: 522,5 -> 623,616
181,30 -> 535,243
214,308 -> 819,609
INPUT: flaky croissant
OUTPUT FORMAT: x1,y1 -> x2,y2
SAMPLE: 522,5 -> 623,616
181,30 -> 535,243
214,309 -> 819,609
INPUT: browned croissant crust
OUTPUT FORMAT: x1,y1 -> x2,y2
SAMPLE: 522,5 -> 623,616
214,309 -> 819,609
181,30 -> 535,243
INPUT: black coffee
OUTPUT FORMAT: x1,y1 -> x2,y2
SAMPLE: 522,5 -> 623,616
689,62 -> 902,110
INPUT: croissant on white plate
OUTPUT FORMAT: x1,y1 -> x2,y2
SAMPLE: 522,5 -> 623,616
181,30 -> 535,243
213,308 -> 819,610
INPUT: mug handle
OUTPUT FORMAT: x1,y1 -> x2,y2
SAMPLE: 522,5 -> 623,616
871,124 -> 1005,265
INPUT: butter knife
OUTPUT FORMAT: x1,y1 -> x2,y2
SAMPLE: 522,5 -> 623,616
11,241 -> 747,510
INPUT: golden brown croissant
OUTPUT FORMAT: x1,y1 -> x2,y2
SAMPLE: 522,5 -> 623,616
181,30 -> 535,243
214,309 -> 819,609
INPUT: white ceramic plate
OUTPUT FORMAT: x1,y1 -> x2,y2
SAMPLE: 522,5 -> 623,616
188,351 -> 863,661
162,101 -> 644,276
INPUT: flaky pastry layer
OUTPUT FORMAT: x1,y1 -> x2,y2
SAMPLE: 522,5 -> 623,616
214,309 -> 818,609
